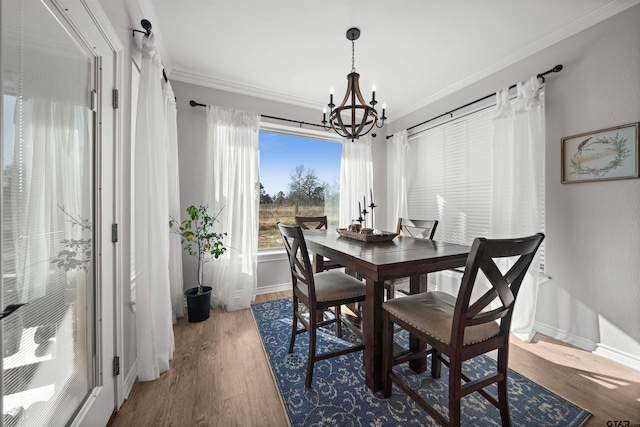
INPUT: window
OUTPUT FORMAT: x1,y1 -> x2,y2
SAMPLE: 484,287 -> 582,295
405,106 -> 545,271
259,126 -> 342,250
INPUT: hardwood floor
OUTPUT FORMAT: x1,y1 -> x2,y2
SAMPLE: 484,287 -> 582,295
108,291 -> 639,426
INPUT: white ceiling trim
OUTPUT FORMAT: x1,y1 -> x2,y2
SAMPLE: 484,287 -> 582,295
394,0 -> 640,120
169,69 -> 324,111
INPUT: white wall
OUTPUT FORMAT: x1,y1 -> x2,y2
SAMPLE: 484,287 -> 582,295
390,4 -> 640,369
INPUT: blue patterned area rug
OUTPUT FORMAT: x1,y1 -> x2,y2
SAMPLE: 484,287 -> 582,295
251,298 -> 591,427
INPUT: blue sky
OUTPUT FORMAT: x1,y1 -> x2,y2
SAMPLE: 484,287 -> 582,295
259,131 -> 342,196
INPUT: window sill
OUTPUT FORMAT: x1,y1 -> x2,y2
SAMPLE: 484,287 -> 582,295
258,248 -> 287,263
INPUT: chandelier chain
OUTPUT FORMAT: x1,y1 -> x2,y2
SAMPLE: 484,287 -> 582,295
351,40 -> 356,73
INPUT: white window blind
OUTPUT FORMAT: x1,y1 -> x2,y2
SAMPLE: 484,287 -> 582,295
405,105 -> 545,270
406,108 -> 493,245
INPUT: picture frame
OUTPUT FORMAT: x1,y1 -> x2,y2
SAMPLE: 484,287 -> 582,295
561,122 -> 639,183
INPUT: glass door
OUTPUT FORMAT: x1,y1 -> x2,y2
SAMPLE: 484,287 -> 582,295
2,1 -> 100,425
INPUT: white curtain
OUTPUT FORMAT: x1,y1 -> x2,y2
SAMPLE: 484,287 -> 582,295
11,100 -> 91,304
134,33 -> 174,381
339,136 -> 374,229
387,130 -> 409,231
164,79 -> 184,323
490,76 -> 545,342
204,106 -> 260,311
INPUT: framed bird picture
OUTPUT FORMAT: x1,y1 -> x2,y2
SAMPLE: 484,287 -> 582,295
561,122 -> 639,183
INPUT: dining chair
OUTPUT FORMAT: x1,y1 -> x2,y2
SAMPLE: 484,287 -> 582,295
381,233 -> 545,426
385,218 -> 439,299
277,222 -> 366,388
295,216 -> 344,272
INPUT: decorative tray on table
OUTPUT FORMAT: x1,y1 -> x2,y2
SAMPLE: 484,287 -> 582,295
336,228 -> 398,243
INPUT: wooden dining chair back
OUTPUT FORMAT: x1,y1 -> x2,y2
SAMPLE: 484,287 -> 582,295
296,215 -> 329,230
385,218 -> 439,299
396,218 -> 439,240
295,215 -> 343,272
277,222 -> 366,388
382,233 -> 545,426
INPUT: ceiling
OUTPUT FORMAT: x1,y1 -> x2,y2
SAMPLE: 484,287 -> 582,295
139,0 -> 636,121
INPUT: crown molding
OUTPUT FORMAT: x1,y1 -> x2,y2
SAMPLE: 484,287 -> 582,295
394,0 -> 640,119
170,69 -> 325,111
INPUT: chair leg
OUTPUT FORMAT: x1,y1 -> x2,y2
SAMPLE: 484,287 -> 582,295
497,349 -> 512,427
305,310 -> 317,388
386,283 -> 394,300
289,297 -> 299,354
334,305 -> 342,338
431,349 -> 441,379
448,356 -> 462,427
381,311 -> 394,398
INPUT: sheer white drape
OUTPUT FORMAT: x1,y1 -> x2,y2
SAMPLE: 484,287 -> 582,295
134,33 -> 174,380
164,79 -> 184,323
204,106 -> 260,311
387,130 -> 409,231
490,76 -> 545,342
11,100 -> 91,303
339,136 -> 374,229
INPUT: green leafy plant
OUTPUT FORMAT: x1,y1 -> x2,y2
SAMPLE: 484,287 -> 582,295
169,205 -> 226,294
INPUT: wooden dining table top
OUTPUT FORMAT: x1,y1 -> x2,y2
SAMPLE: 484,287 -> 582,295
302,228 -> 471,392
303,229 -> 471,282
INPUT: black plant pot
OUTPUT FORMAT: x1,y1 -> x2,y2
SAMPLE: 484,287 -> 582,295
184,286 -> 212,322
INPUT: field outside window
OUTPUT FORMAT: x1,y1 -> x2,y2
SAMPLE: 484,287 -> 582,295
259,130 -> 341,250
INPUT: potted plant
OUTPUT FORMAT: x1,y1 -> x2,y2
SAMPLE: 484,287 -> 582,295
170,204 -> 226,322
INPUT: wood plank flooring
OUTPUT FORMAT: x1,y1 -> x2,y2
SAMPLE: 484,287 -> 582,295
107,291 -> 639,426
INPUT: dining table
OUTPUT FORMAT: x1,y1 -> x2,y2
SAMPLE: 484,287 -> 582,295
303,229 -> 471,392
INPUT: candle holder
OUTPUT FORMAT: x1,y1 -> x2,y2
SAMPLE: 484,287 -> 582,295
368,202 -> 377,230
361,207 -> 369,229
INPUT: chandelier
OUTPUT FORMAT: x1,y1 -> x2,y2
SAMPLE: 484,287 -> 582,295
322,28 -> 386,141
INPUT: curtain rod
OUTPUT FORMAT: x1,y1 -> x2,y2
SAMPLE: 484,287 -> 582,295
386,64 -> 563,140
133,19 -> 169,83
188,100 -> 327,129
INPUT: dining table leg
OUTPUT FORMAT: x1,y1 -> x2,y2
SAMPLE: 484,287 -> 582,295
408,274 -> 428,373
363,277 -> 384,392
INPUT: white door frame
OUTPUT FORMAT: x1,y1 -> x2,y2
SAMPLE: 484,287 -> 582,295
44,0 -> 124,424
0,0 -> 124,422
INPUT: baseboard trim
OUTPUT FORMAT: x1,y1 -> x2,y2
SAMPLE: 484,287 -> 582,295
255,283 -> 290,296
122,360 -> 137,401
594,343 -> 640,371
533,321 -> 597,351
533,321 -> 640,372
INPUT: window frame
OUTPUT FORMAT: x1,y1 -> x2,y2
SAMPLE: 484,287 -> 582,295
258,122 -> 342,253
